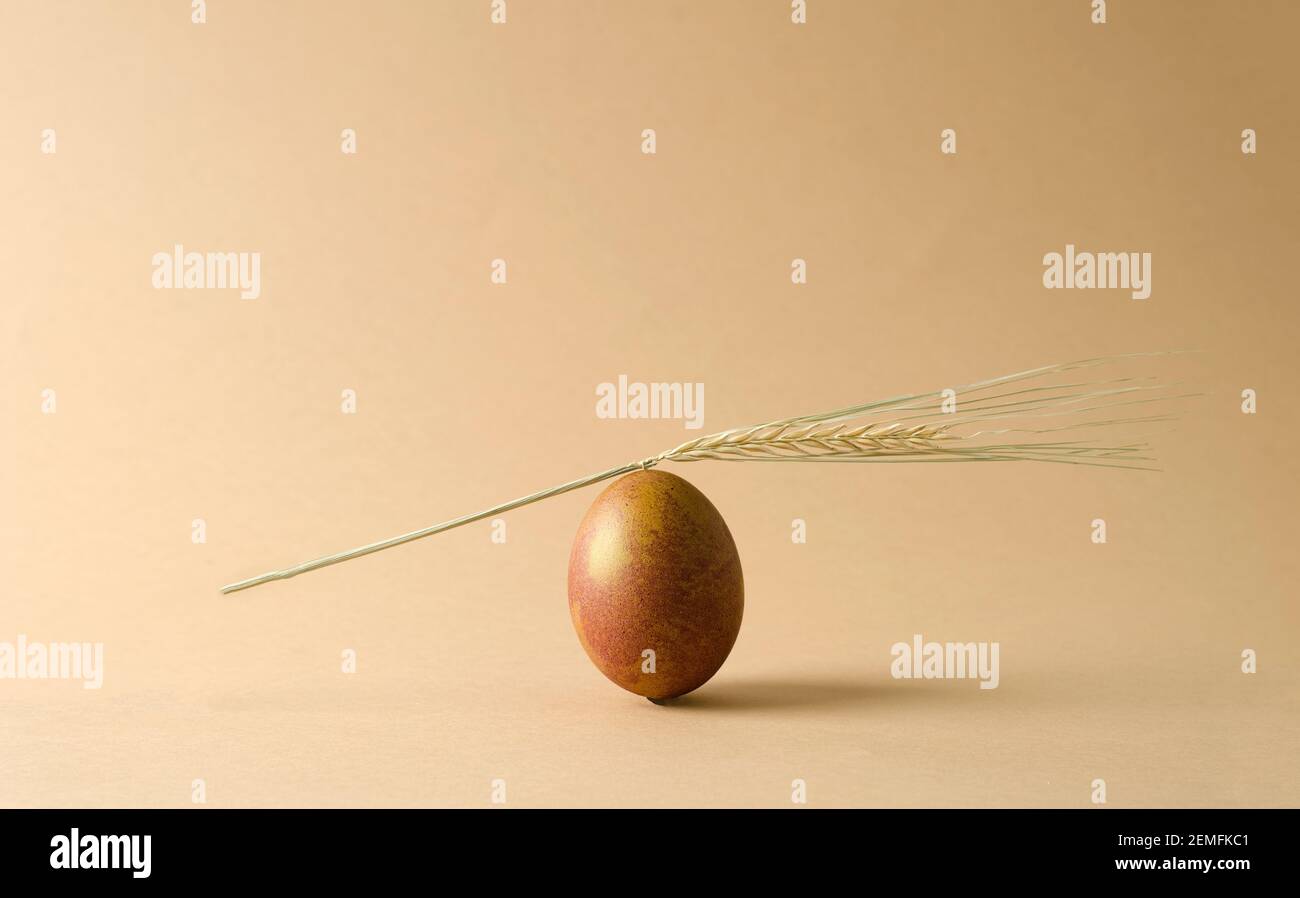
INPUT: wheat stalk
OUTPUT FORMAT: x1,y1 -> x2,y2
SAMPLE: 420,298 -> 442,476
221,353 -> 1191,593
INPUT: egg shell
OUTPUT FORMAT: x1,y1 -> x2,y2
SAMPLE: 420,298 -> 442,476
567,470 -> 744,699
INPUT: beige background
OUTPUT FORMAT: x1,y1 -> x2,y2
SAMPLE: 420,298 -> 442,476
2,1 -> 1297,807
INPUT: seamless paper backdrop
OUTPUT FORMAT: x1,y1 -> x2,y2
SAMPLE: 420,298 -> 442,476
1,1 -> 1297,807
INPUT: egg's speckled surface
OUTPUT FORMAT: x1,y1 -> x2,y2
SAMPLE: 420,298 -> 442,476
567,470 -> 744,700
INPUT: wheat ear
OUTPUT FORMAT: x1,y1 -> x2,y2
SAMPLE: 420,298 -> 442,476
221,353 -> 1191,593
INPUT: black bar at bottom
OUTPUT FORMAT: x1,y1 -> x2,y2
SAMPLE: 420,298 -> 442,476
0,808 -> 1285,883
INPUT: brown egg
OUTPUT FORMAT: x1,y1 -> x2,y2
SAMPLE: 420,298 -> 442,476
567,470 -> 744,700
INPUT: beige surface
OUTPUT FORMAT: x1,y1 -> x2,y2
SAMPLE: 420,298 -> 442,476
1,1 -> 1297,807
